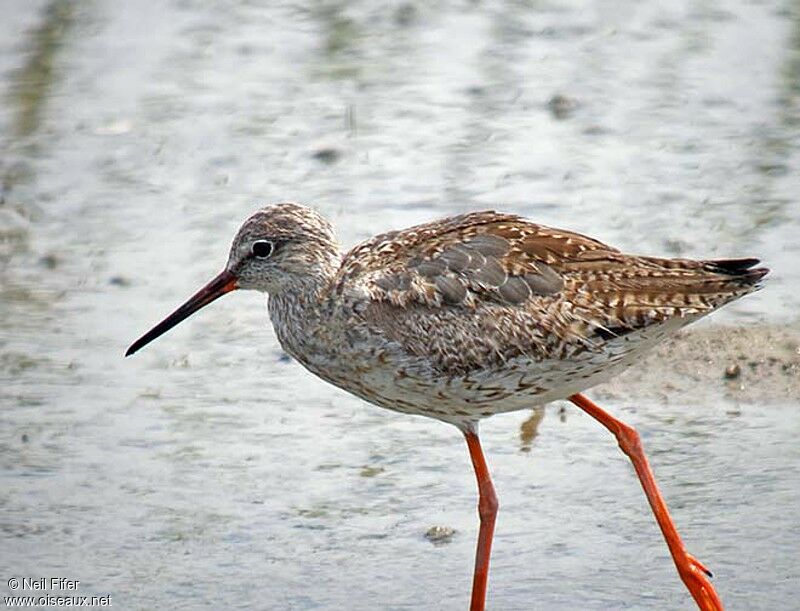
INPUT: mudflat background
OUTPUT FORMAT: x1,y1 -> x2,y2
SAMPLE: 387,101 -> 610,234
2,1 -> 799,609
598,323 -> 800,405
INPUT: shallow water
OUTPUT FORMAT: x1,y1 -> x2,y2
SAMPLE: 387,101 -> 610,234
2,1 -> 799,609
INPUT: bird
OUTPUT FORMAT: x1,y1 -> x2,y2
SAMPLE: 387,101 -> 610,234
126,202 -> 768,611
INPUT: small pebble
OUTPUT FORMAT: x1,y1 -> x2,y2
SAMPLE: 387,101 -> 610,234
724,364 -> 741,379
109,276 -> 130,286
359,465 -> 385,478
547,93 -> 577,119
425,525 -> 456,545
39,254 -> 58,269
311,147 -> 341,164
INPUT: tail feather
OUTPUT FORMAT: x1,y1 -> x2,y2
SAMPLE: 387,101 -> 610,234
582,257 -> 769,342
704,258 -> 769,287
706,257 -> 761,273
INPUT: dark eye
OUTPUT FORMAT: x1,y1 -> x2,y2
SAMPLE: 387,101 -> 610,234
251,240 -> 274,258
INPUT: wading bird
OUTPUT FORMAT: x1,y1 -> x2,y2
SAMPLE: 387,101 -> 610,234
128,203 -> 767,610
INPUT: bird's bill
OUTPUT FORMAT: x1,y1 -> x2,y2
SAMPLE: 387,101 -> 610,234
125,270 -> 238,357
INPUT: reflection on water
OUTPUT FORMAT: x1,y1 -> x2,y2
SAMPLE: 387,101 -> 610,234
519,406 -> 545,452
743,6 -> 800,239
1,1 -> 799,610
7,0 -> 74,141
1,0 -> 75,264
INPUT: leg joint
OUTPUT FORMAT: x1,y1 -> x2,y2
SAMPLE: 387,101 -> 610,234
615,421 -> 643,458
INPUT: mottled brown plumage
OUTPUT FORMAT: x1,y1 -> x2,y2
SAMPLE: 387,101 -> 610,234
129,203 -> 766,427
238,206 -> 758,427
127,202 -> 767,611
350,213 -> 757,315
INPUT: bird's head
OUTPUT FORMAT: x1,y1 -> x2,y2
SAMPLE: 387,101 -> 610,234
126,202 -> 338,356
227,202 -> 338,293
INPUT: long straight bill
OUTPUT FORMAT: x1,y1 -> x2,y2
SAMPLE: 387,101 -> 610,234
125,270 -> 238,356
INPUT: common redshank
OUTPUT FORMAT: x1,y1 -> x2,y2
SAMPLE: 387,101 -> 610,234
127,203 -> 768,610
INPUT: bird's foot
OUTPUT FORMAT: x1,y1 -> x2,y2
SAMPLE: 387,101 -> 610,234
676,552 -> 724,611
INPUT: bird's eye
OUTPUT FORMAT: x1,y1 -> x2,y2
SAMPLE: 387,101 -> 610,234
251,240 -> 274,258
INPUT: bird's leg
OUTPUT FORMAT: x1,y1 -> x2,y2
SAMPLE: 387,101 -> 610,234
568,393 -> 724,611
463,428 -> 499,611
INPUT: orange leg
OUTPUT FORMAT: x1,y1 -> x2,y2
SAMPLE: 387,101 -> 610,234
569,393 -> 724,611
463,429 -> 499,611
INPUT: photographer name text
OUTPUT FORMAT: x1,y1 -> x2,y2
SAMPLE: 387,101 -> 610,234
11,578 -> 79,591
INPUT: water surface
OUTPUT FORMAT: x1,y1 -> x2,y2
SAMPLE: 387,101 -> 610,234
2,1 -> 799,609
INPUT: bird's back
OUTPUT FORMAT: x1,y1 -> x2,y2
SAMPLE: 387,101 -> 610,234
331,211 -> 767,377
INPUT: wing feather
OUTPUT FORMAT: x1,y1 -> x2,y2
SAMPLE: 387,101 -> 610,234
331,211 -> 767,374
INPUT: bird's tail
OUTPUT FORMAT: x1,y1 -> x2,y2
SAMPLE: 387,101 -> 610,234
701,258 -> 769,293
